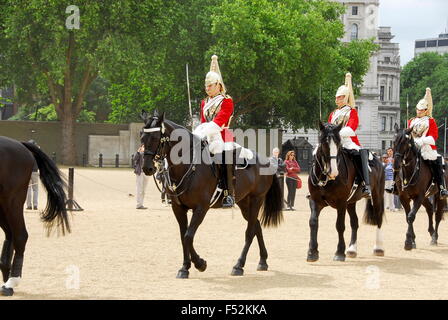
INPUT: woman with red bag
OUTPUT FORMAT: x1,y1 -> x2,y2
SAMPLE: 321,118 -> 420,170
285,150 -> 301,211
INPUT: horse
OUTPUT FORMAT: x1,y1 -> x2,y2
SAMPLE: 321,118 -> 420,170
140,110 -> 283,278
307,122 -> 385,262
0,137 -> 70,296
392,125 -> 446,250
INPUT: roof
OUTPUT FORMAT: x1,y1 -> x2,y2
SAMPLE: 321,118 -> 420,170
282,137 -> 313,149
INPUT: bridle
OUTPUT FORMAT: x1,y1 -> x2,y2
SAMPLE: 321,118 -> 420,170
310,135 -> 343,187
393,133 -> 420,188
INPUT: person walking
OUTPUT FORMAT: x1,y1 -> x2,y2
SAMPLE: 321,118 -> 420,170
134,144 -> 148,209
285,150 -> 300,211
26,140 -> 39,210
383,150 -> 395,211
270,147 -> 286,209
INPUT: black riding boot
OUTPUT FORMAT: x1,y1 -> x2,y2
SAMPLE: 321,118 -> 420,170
221,152 -> 235,208
359,149 -> 372,199
431,157 -> 448,199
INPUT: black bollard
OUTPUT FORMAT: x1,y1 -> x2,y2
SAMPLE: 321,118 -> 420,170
99,153 -> 103,168
115,154 -> 119,168
82,154 -> 87,167
68,168 -> 74,210
52,152 -> 56,163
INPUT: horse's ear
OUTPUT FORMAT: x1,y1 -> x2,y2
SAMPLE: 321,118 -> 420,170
140,110 -> 148,122
405,126 -> 413,135
394,123 -> 399,133
319,121 -> 325,131
153,109 -> 159,117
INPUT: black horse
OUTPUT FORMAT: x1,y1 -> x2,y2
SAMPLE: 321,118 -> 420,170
392,125 -> 446,250
140,110 -> 283,278
307,122 -> 385,262
0,137 -> 70,296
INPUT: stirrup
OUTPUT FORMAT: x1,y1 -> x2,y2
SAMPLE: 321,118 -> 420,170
439,187 -> 448,199
361,185 -> 372,199
222,195 -> 235,208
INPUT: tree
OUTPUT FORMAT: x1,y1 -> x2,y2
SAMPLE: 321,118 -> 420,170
0,0 -> 167,164
130,0 -> 377,129
400,52 -> 448,149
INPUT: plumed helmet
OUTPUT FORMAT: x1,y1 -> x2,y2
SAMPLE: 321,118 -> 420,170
335,73 -> 355,108
416,88 -> 433,117
205,55 -> 226,94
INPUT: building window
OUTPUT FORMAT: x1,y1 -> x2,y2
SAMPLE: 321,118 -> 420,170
390,117 -> 393,131
415,41 -> 426,48
389,85 -> 393,101
438,39 -> 448,47
350,24 -> 358,41
380,86 -> 385,101
352,6 -> 358,15
381,116 -> 386,131
303,150 -> 308,160
382,141 -> 386,151
427,40 -> 437,47
384,57 -> 390,62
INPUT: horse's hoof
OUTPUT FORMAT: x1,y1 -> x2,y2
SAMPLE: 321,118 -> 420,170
1,286 -> 13,296
307,251 -> 319,262
333,255 -> 346,262
373,249 -> 385,257
430,240 -> 438,246
231,267 -> 244,276
346,251 -> 357,258
176,270 -> 189,279
257,262 -> 268,271
195,259 -> 207,272
404,242 -> 413,251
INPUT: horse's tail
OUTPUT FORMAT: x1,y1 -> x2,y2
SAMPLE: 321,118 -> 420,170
260,174 -> 284,228
364,158 -> 385,227
22,142 -> 71,236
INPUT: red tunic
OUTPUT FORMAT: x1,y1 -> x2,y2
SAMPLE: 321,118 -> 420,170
200,97 -> 234,142
328,107 -> 361,146
408,117 -> 438,150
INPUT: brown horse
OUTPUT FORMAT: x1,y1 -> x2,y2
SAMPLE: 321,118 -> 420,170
140,110 -> 283,278
392,125 -> 446,250
0,137 -> 70,296
307,122 -> 385,262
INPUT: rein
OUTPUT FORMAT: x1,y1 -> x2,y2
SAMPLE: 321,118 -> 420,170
143,123 -> 201,198
394,146 -> 420,189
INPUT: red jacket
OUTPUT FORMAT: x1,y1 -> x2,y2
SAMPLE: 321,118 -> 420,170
200,97 -> 234,142
408,117 -> 438,150
328,107 -> 361,146
285,159 -> 300,179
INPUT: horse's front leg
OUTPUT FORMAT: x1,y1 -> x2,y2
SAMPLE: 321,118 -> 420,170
405,196 -> 424,250
422,198 -> 435,244
307,198 -> 324,262
334,205 -> 347,261
346,203 -> 358,258
180,206 -> 208,278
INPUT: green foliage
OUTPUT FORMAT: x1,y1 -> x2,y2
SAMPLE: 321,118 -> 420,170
401,52 -> 448,149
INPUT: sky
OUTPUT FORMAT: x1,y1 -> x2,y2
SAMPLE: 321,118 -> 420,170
378,0 -> 448,66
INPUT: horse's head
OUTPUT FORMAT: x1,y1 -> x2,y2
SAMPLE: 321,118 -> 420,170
318,121 -> 343,179
140,109 -> 168,176
392,123 -> 415,171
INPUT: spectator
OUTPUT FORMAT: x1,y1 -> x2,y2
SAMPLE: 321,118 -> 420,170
285,150 -> 300,211
387,147 -> 402,211
26,140 -> 39,210
269,147 -> 286,209
134,144 -> 148,209
383,152 -> 395,211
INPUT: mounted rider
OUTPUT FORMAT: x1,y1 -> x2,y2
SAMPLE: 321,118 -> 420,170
193,55 -> 236,208
386,88 -> 448,198
329,73 -> 372,199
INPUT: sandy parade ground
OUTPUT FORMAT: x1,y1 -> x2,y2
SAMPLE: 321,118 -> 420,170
3,167 -> 448,300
